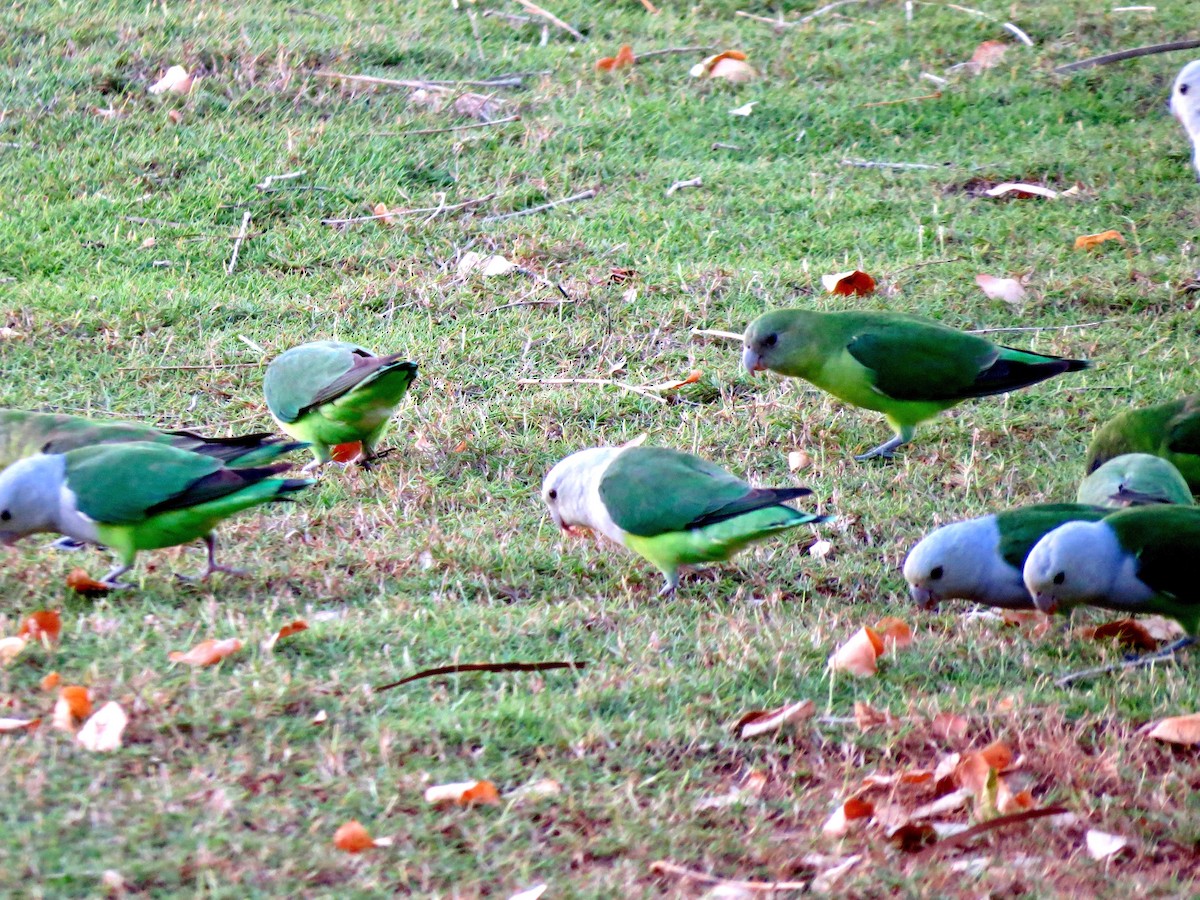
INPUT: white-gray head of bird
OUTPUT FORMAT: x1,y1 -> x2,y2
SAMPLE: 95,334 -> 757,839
0,454 -> 70,545
541,447 -> 622,537
1172,60 -> 1200,137
903,516 -> 1028,610
1023,520 -> 1146,614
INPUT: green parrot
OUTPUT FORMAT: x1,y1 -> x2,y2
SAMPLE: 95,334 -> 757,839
1076,453 -> 1193,508
1085,396 -> 1200,494
1024,505 -> 1200,660
904,504 -> 1109,611
0,442 -> 313,587
263,341 -> 418,470
541,445 -> 827,595
741,309 -> 1089,459
0,409 -> 300,471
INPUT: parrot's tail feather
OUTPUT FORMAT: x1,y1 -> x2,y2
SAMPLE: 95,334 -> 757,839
768,486 -> 815,503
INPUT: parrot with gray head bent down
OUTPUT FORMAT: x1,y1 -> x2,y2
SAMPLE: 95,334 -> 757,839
0,409 -> 301,471
1085,396 -> 1200,495
0,442 -> 313,587
542,445 -> 827,596
1076,453 -> 1193,508
1171,60 -> 1200,179
904,504 -> 1109,612
264,341 -> 418,470
741,309 -> 1089,460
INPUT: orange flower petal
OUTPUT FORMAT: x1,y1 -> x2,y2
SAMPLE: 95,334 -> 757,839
333,820 -> 377,853
60,686 -> 92,720
18,610 -> 61,644
168,638 -> 243,667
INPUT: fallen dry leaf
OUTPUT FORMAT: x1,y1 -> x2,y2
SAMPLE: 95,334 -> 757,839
454,92 -> 505,122
458,251 -> 518,277
1143,712 -> 1200,745
808,539 -> 833,559
148,64 -> 194,96
67,568 -> 112,597
168,637 -> 243,667
333,820 -> 378,853
508,885 -> 548,900
811,854 -> 862,893
985,182 -> 1058,200
312,709 -> 328,725
60,686 -> 92,722
690,51 -> 756,82
40,672 -> 61,692
735,699 -> 815,738
975,273 -> 1027,306
854,701 -> 898,731
829,627 -> 885,676
18,610 -> 62,646
265,619 -> 309,651
821,270 -> 876,296
996,780 -> 1035,814
0,636 -> 27,667
822,796 -> 874,837
596,44 -> 636,71
874,617 -> 913,651
424,779 -> 501,807
787,450 -> 812,471
645,370 -> 703,393
0,326 -> 22,340
76,701 -> 127,752
931,712 -> 969,742
371,202 -> 398,226
1086,829 -> 1129,860
508,778 -> 563,802
167,108 -> 183,124
1077,618 -> 1159,652
729,101 -> 757,117
1074,230 -> 1125,250
0,717 -> 39,733
970,40 -> 1009,70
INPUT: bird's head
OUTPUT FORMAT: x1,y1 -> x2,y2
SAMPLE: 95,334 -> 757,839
0,455 -> 64,544
903,517 -> 998,610
1171,60 -> 1200,133
1023,520 -> 1119,615
541,447 -> 618,535
741,310 -> 813,377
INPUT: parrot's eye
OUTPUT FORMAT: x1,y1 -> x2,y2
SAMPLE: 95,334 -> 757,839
0,510 -> 9,521
547,489 -> 557,501
929,565 -> 944,580
1052,572 -> 1065,585
1182,83 -> 1190,95
762,334 -> 778,348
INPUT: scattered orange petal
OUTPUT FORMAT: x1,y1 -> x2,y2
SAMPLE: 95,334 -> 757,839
333,820 -> 377,853
829,626 -> 884,676
371,203 -> 397,226
1074,230 -> 1124,250
690,50 -> 756,82
330,442 -> 363,463
148,64 -> 194,96
978,740 -> 1014,770
874,617 -> 913,651
735,699 -> 815,738
60,686 -> 92,720
40,672 -> 61,692
278,620 -> 308,641
67,569 -> 112,597
596,44 -> 636,72
822,796 -> 874,836
822,270 -> 876,296
452,439 -> 469,453
931,712 -> 969,742
646,370 -> 703,393
1144,712 -> 1200,745
971,40 -> 1008,70
168,637 -> 243,667
424,779 -> 501,806
167,108 -> 183,124
18,610 -> 62,645
996,781 -> 1036,814
0,717 -> 39,733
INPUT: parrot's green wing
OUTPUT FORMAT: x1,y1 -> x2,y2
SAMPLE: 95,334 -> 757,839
1107,507 -> 1200,604
599,447 -> 810,537
64,443 -> 228,524
845,318 -> 1085,402
995,504 -> 1108,571
1164,398 -> 1200,455
264,341 -> 379,423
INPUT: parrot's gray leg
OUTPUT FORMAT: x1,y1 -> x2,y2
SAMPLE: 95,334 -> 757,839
50,537 -> 87,552
100,564 -> 134,589
179,535 -> 247,581
657,571 -> 680,597
855,434 -> 907,461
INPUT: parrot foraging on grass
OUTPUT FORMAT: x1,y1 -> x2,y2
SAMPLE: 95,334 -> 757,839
741,309 -> 1089,460
264,341 -> 418,470
1076,453 -> 1193,508
904,504 -> 1109,611
1085,396 -> 1200,494
0,409 -> 300,471
542,445 -> 827,596
1023,505 -> 1200,665
0,442 -> 313,587
1171,60 -> 1200,179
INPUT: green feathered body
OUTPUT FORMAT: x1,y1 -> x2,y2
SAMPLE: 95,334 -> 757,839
1104,506 -> 1200,634
995,504 -> 1109,571
1086,397 -> 1200,494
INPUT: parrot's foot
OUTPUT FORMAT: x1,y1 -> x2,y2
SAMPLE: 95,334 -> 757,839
50,537 -> 88,552
855,436 -> 907,461
177,535 -> 248,581
657,582 -> 677,598
353,447 -> 394,470
100,565 -> 134,590
1056,637 -> 1194,687
300,459 -> 326,475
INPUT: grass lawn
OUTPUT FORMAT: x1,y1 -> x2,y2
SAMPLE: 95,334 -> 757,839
2,0 -> 1199,895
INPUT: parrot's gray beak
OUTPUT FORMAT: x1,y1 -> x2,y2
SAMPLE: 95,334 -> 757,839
1033,592 -> 1058,615
742,347 -> 764,373
909,584 -> 938,611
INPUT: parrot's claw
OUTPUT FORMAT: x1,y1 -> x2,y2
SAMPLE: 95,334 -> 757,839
855,435 -> 907,461
49,537 -> 88,552
300,460 -> 326,475
100,565 -> 133,590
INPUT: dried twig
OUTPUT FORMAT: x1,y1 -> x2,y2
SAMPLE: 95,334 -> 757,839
890,256 -> 964,273
255,171 -> 305,190
638,0 -> 660,12
712,141 -> 743,151
517,377 -> 670,403
635,45 -> 713,61
481,188 -> 597,223
375,660 -> 586,692
691,328 -> 743,341
666,177 -> 703,196
858,91 -> 942,109
373,114 -> 521,137
487,298 -> 576,313
225,211 -> 252,275
313,70 -> 454,93
122,216 -> 187,227
736,0 -> 866,28
967,320 -> 1109,335
115,363 -> 261,372
1054,39 -> 1200,74
843,159 -> 944,170
512,0 -> 586,41
915,806 -> 1070,857
649,860 -> 807,892
321,193 -> 495,226
917,1 -> 1033,46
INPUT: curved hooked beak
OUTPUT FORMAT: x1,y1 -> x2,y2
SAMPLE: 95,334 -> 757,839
909,584 -> 938,611
742,346 -> 765,373
1033,592 -> 1059,615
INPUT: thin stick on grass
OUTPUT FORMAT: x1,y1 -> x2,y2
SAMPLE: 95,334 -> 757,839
691,328 -> 743,341
665,177 -> 703,196
375,660 -> 587,692
917,1 -> 1034,46
321,193 -> 496,226
842,158 -> 946,170
648,860 -> 807,891
122,216 -> 187,227
225,211 -> 252,275
313,70 -> 455,93
736,0 -> 866,29
858,91 -> 942,109
915,806 -> 1070,857
115,362 -> 262,372
512,0 -> 586,41
636,46 -> 713,61
638,0 -> 660,12
255,170 -> 305,190
372,115 -> 520,137
1054,39 -> 1200,74
481,188 -> 597,223
967,321 -> 1109,335
517,377 -> 669,403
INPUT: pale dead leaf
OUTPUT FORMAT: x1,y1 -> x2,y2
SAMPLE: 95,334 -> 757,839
372,202 -> 398,226
874,617 -> 913,651
728,101 -> 757,117
1074,230 -> 1125,250
985,182 -> 1058,200
148,65 -> 194,96
931,712 -> 969,742
508,886 -> 549,900
828,627 -> 884,676
910,787 -> 973,820
1086,829 -> 1129,860
0,717 -> 39,733
821,797 -> 874,837
458,251 -> 519,277
1143,712 -> 1200,745
0,327 -> 21,340
455,92 -> 504,122
409,88 -> 444,112
312,709 -> 328,725
787,450 -> 812,471
691,51 -> 755,82
0,636 -> 27,666
735,699 -> 815,738
975,273 -> 1027,305
811,854 -> 862,894
821,270 -> 876,296
853,701 -> 898,731
423,779 -> 501,806
970,40 -> 1009,70
808,539 -> 833,559
168,637 -> 243,667
76,701 -> 127,752
508,778 -> 563,802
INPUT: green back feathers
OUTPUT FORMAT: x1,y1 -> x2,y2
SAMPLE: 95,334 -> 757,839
1086,397 -> 1200,492
995,504 -> 1109,571
1105,506 -> 1200,610
599,447 -> 811,537
264,341 -> 418,423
